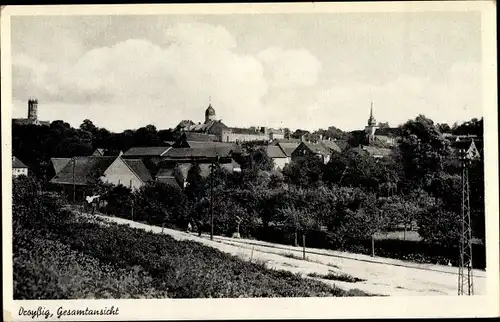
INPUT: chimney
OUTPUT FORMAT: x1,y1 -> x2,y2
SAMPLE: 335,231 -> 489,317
301,135 -> 305,142
319,134 -> 323,141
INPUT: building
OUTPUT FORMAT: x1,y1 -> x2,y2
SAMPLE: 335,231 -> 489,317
257,145 -> 289,170
350,145 -> 393,159
50,158 -> 72,176
177,103 -> 278,143
157,159 -> 241,188
12,156 -> 29,177
292,140 -> 342,164
451,139 -> 481,160
268,129 -> 285,140
270,139 -> 301,159
364,103 -> 399,146
50,156 -> 152,199
12,99 -> 50,126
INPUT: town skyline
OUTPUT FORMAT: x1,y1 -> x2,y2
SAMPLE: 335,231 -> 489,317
11,12 -> 482,132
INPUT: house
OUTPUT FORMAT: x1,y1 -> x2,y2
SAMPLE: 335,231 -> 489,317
122,146 -> 171,158
270,139 -> 301,158
291,140 -> 342,164
350,145 -> 393,159
162,146 -> 235,162
364,103 -> 400,146
268,129 -> 285,141
173,132 -> 239,151
177,104 -> 275,143
451,139 -> 481,160
372,127 -> 400,146
257,145 -> 289,170
156,159 -> 241,188
50,156 -> 152,199
12,156 -> 29,177
92,148 -> 106,156
50,158 -> 71,176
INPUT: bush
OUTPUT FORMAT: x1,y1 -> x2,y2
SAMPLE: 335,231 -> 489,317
14,237 -> 168,299
133,181 -> 189,227
308,272 -> 365,283
53,222 -> 371,298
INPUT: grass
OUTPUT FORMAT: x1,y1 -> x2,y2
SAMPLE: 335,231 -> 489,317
283,252 -> 308,261
307,271 -> 366,283
14,213 -> 373,299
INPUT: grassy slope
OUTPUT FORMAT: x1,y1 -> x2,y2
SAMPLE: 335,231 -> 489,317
14,216 -> 371,299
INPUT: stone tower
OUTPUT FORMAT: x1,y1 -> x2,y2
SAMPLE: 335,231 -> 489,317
28,98 -> 38,120
205,103 -> 216,123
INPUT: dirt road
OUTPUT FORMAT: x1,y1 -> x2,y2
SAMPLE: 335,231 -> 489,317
95,214 -> 486,296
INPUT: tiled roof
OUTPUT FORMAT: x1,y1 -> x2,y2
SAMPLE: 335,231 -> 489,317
318,140 -> 342,153
259,145 -> 287,158
271,138 -> 301,145
277,143 -> 300,156
302,142 -> 332,157
123,159 -> 153,182
333,139 -> 349,151
12,156 -> 28,168
157,176 -> 180,188
182,132 -> 218,142
229,127 -> 266,135
182,141 -> 237,149
163,147 -> 234,159
92,148 -> 105,156
50,156 -> 116,185
122,146 -> 171,157
51,158 -> 71,174
356,145 -> 393,157
156,167 -> 174,178
182,120 -> 228,132
374,127 -> 400,137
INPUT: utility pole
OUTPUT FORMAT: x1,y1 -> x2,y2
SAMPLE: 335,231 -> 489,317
210,159 -> 214,241
72,157 -> 76,204
210,155 -> 220,241
458,147 -> 474,296
339,164 -> 349,185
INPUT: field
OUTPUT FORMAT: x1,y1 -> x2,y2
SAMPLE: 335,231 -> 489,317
14,213 -> 370,299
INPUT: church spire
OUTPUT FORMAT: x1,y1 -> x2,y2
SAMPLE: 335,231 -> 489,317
367,101 -> 376,126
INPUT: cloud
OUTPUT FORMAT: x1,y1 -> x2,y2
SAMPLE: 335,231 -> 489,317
12,23 -> 272,131
294,61 -> 482,131
257,47 -> 321,88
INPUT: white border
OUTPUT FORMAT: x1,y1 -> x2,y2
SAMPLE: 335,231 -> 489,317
2,2 -> 498,320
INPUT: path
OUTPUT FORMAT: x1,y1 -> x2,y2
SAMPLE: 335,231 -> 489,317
94,214 -> 486,296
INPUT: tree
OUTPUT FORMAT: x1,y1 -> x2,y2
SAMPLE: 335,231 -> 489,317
80,119 -> 98,134
134,182 -> 189,227
290,129 -> 310,139
185,162 -> 205,202
282,155 -> 324,186
377,122 -> 390,129
398,115 -> 452,192
437,123 -> 452,134
283,128 -> 291,140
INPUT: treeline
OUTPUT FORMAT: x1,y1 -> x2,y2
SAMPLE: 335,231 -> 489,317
92,115 -> 485,267
12,115 -> 485,267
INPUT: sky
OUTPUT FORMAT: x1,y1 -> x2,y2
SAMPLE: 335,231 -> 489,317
10,12 -> 483,133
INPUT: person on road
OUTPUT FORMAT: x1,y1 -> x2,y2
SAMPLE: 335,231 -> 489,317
197,219 -> 202,237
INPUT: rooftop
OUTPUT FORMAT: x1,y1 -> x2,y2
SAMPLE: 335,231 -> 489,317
122,146 -> 171,157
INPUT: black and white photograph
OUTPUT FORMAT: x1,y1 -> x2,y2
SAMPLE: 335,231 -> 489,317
1,2 -> 498,320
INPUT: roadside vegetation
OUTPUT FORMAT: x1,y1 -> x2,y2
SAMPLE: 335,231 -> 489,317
13,175 -> 371,299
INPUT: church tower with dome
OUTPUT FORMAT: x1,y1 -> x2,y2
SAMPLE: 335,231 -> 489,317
205,103 -> 216,123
